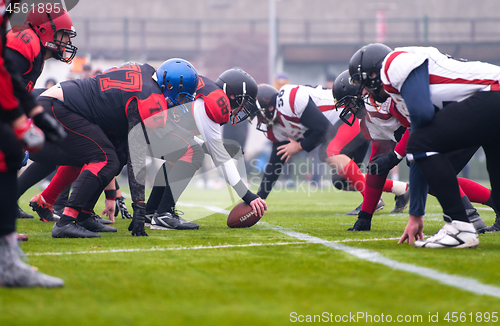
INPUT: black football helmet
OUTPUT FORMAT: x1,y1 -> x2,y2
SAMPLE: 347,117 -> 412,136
348,43 -> 392,101
333,70 -> 366,126
216,69 -> 258,125
250,84 -> 279,132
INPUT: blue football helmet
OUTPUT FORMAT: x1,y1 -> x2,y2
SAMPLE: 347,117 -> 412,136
155,58 -> 198,117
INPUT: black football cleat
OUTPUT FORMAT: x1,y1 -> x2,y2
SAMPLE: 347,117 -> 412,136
29,194 -> 59,222
52,222 -> 101,238
346,198 -> 385,216
77,216 -> 117,232
347,218 -> 371,231
17,207 -> 33,219
151,210 -> 199,230
485,216 -> 500,233
391,190 -> 410,213
92,213 -> 114,225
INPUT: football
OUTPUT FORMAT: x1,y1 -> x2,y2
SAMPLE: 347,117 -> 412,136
227,202 -> 261,228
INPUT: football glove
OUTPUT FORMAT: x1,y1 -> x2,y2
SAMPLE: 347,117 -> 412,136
368,150 -> 403,176
115,196 -> 132,219
128,202 -> 149,236
32,111 -> 67,144
13,119 -> 45,152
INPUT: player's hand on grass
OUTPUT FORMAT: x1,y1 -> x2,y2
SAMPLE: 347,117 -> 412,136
128,202 -> 148,236
250,197 -> 267,218
102,199 -> 116,222
398,214 -> 424,244
277,138 -> 303,163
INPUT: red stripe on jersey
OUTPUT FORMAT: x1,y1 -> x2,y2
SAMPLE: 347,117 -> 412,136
266,125 -> 279,143
318,105 -> 335,112
383,82 -> 400,95
382,51 -> 407,95
388,103 -> 411,128
289,86 -> 300,114
367,110 -> 393,120
280,112 -> 301,123
383,51 -> 407,84
429,74 -> 500,89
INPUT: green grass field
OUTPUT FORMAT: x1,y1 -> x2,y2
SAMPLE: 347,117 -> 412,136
2,183 -> 500,326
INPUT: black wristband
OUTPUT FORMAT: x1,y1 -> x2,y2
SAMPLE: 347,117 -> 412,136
105,189 -> 116,200
242,190 -> 259,205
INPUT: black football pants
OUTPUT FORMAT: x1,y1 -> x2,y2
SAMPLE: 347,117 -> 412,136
30,97 -> 121,212
407,91 -> 500,222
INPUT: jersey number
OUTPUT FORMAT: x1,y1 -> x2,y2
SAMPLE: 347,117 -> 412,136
277,89 -> 285,108
15,31 -> 33,44
100,65 -> 143,92
217,96 -> 230,115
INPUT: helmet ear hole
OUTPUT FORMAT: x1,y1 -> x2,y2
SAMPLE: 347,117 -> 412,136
39,27 -> 46,34
167,84 -> 173,90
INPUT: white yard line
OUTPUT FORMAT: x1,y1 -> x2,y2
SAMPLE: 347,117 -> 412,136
50,201 -> 500,298
175,202 -> 500,298
260,222 -> 500,298
27,241 -> 304,256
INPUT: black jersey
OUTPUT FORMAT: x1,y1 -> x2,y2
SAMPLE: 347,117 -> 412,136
61,63 -> 168,138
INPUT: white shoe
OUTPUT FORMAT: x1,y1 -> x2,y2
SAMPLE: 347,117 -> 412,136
414,220 -> 479,249
0,234 -> 64,287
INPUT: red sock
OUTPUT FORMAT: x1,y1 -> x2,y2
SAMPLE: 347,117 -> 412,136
457,177 -> 491,204
361,173 -> 387,214
382,179 -> 393,193
41,166 -> 81,205
63,207 -> 79,219
338,160 -> 366,196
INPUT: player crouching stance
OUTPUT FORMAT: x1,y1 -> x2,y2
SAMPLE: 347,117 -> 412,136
349,43 -> 500,248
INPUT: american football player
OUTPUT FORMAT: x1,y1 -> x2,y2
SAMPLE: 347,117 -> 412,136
250,82 -> 408,214
23,59 -> 198,238
0,0 -> 65,287
349,43 -> 500,248
334,69 -> 490,233
145,68 -> 267,229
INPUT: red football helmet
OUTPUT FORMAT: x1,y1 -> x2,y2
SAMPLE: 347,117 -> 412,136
24,4 -> 77,63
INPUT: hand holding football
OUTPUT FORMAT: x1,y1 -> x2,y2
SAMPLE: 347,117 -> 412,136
227,202 -> 262,228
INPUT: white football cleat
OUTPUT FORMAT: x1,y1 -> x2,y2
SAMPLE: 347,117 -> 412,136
414,220 -> 479,249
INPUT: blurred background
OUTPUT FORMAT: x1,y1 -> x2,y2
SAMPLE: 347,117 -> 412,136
29,0 -> 500,184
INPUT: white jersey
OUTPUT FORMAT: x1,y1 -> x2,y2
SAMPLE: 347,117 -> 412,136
362,96 -> 403,142
381,46 -> 500,125
266,84 -> 340,142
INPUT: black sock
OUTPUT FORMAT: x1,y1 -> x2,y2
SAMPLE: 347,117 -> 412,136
57,214 -> 75,226
358,211 -> 373,221
146,186 -> 165,214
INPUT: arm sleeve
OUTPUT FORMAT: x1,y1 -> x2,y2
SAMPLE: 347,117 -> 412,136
3,47 -> 38,117
0,31 -> 22,121
298,97 -> 330,152
256,141 -> 287,199
400,61 -> 436,130
408,161 -> 429,216
126,99 -> 147,203
193,98 -> 257,204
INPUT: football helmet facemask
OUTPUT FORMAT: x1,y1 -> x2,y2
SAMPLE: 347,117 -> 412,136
333,70 -> 366,126
156,58 -> 199,119
250,84 -> 279,132
215,68 -> 257,125
24,5 -> 77,63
